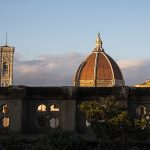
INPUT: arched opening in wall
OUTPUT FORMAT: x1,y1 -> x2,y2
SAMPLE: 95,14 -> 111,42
85,120 -> 91,127
145,115 -> 150,120
49,117 -> 59,128
3,62 -> 8,75
2,117 -> 9,128
38,104 -> 46,112
1,104 -> 9,114
50,104 -> 59,112
1,82 -> 9,87
136,106 -> 147,116
37,116 -> 47,128
5,83 -> 8,87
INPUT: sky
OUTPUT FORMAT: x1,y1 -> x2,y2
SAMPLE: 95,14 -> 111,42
0,0 -> 150,86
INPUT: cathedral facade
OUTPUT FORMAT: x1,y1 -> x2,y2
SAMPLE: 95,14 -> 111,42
0,34 -> 149,137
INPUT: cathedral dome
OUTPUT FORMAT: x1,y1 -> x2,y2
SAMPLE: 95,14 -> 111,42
74,33 -> 125,87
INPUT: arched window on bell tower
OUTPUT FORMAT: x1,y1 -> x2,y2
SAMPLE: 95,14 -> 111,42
3,62 -> 8,76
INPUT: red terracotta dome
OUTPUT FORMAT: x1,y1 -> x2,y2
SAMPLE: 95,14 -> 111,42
74,33 -> 125,87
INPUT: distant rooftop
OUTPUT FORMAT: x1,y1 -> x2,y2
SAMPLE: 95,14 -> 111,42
134,80 -> 150,87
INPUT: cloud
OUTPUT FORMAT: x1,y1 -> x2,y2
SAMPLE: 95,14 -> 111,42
14,53 -> 150,86
117,59 -> 145,69
118,59 -> 150,85
14,52 -> 84,86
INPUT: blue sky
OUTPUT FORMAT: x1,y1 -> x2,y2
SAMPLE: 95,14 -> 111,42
1,0 -> 150,60
0,0 -> 150,86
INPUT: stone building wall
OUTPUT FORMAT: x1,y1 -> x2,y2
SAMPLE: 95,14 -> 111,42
0,86 -> 149,136
128,87 -> 150,127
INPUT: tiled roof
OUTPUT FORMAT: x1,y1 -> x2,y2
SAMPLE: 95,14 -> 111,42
75,52 -> 124,81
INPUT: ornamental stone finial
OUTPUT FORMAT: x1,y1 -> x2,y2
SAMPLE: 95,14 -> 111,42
95,32 -> 103,51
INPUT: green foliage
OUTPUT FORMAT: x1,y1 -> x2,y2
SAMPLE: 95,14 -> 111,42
32,129 -> 84,150
0,129 -> 84,150
0,137 -> 26,150
80,96 -> 147,150
80,96 -> 125,121
135,117 -> 147,129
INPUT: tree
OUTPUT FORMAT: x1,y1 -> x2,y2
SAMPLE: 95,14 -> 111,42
80,96 -> 147,150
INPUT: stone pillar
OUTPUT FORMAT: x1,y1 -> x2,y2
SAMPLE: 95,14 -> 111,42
62,100 -> 76,131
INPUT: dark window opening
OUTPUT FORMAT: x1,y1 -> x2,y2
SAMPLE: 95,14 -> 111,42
3,62 -> 8,75
37,116 -> 47,128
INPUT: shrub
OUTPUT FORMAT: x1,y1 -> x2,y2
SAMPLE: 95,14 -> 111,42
32,129 -> 84,150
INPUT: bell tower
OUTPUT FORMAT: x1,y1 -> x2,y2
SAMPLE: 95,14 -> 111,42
0,33 -> 15,87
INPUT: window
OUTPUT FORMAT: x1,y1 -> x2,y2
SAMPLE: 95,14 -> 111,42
3,62 -> 8,75
2,117 -> 9,127
136,106 -> 146,116
38,104 -> 46,112
49,117 -> 59,128
0,104 -> 10,128
1,82 -> 9,87
5,83 -> 8,87
2,104 -> 9,114
86,120 -> 91,127
50,104 -> 59,112
145,115 -> 150,120
36,104 -> 60,128
37,116 -> 47,128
